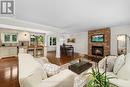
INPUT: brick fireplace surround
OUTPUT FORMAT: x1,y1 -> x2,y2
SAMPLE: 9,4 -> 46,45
88,28 -> 110,57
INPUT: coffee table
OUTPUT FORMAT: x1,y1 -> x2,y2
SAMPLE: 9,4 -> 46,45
68,60 -> 92,74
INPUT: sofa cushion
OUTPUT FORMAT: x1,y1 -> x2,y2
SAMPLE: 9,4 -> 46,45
19,54 -> 41,83
125,53 -> 130,63
98,56 -> 117,72
22,67 -> 47,87
117,63 -> 130,80
113,54 -> 125,74
22,69 -> 76,87
106,72 -> 117,78
117,53 -> 130,80
109,78 -> 130,87
32,66 -> 47,80
42,63 -> 60,77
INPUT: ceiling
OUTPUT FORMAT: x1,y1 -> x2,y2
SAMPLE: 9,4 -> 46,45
14,0 -> 130,32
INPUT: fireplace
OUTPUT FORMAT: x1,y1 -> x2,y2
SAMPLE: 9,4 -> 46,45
92,46 -> 104,56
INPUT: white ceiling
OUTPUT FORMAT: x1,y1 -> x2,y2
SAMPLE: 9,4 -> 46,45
14,0 -> 130,32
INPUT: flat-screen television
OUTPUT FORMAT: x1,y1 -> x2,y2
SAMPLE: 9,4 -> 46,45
91,34 -> 104,42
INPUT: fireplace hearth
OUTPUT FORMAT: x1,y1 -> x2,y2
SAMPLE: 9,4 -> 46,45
92,46 -> 104,56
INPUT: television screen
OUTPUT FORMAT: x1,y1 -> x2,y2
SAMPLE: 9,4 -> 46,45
91,34 -> 104,42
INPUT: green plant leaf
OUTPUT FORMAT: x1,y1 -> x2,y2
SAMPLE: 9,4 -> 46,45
87,64 -> 111,87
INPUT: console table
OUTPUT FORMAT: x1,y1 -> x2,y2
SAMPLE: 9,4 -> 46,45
27,45 -> 44,57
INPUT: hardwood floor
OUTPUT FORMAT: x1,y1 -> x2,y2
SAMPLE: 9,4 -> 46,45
47,51 -> 81,65
0,57 -> 20,87
0,52 -> 81,87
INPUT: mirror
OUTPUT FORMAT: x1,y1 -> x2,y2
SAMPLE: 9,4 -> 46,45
117,34 -> 127,55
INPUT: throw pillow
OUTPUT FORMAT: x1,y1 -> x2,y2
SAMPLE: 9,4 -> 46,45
98,57 -> 107,69
105,56 -> 117,72
42,63 -> 60,77
98,56 -> 117,72
113,54 -> 125,74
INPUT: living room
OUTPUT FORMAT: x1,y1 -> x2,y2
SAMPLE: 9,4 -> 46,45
0,0 -> 130,87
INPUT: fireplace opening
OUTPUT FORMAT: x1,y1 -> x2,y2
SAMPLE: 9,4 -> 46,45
92,46 -> 104,56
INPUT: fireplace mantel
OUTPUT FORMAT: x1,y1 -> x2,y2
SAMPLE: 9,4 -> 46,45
88,28 -> 110,57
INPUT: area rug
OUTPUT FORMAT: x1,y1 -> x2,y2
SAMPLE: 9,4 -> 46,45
60,59 -> 95,87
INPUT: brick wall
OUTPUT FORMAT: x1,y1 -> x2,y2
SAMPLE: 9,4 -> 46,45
88,28 -> 110,57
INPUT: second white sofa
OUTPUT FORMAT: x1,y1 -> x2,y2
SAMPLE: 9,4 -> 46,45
18,53 -> 76,87
97,53 -> 130,87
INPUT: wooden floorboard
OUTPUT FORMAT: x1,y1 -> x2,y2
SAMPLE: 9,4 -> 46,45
0,57 -> 20,87
0,52 -> 81,87
47,51 -> 81,65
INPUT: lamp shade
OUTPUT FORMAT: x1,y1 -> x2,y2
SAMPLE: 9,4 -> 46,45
18,32 -> 30,41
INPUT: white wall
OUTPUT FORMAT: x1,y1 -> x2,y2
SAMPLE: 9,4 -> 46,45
111,25 -> 130,55
67,25 -> 130,55
68,32 -> 88,54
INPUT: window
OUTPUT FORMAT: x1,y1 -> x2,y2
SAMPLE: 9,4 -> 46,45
12,34 -> 17,42
49,37 -> 56,46
53,37 -> 56,45
50,37 -> 52,45
4,34 -> 10,42
30,34 -> 44,45
2,33 -> 18,43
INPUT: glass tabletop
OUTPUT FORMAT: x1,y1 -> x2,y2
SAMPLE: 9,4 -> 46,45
70,58 -> 88,65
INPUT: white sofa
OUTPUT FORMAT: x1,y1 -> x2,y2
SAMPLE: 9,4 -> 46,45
109,53 -> 130,87
18,53 -> 76,87
97,54 -> 130,87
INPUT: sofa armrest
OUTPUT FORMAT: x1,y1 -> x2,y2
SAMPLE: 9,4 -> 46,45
22,69 -> 76,87
39,69 -> 76,87
110,79 -> 130,87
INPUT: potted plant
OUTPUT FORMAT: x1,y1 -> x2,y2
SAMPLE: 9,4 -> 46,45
87,60 -> 118,87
